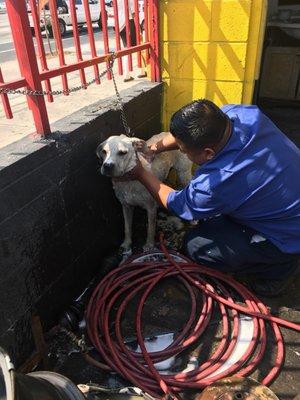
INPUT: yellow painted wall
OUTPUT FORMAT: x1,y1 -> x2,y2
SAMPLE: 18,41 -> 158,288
160,0 -> 267,129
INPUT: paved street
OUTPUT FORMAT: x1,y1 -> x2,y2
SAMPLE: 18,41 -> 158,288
0,11 -> 116,63
0,11 -> 147,148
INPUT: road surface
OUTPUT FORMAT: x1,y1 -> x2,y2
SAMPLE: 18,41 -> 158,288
0,11 -> 116,63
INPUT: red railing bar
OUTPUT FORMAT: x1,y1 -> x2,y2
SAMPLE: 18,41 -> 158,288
0,67 -> 13,119
99,0 -> 111,79
112,0 -> 123,75
152,0 -> 160,81
144,0 -> 150,63
6,2 -> 31,111
148,0 -> 159,81
29,0 -> 54,103
5,0 -> 50,135
48,0 -> 69,95
82,0 -> 100,84
148,0 -> 154,80
0,77 -> 27,91
0,44 -> 150,92
124,0 -> 133,72
39,43 -> 150,80
69,0 -> 87,88
133,0 -> 142,68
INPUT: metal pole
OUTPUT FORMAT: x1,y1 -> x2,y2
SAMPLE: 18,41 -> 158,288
123,0 -> 133,72
112,0 -> 123,75
0,67 -> 13,119
82,0 -> 101,84
29,0 -> 54,103
152,0 -> 160,81
149,0 -> 159,82
99,0 -> 112,80
69,0 -> 87,87
5,0 -> 51,136
48,0 -> 69,94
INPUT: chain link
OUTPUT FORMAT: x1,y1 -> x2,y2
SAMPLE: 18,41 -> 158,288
108,54 -> 132,136
0,52 -> 133,136
0,55 -> 114,97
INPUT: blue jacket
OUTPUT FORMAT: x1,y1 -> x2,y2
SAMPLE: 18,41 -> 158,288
167,105 -> 300,254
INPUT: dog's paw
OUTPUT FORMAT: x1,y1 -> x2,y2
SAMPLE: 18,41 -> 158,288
120,240 -> 132,252
143,243 -> 156,252
120,245 -> 132,258
121,249 -> 132,262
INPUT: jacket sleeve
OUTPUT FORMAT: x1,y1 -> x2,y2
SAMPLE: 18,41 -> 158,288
167,181 -> 229,221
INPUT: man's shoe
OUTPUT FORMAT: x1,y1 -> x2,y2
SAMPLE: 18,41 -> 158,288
123,76 -> 134,82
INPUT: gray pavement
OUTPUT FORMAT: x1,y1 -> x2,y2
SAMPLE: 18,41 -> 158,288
0,12 -> 115,63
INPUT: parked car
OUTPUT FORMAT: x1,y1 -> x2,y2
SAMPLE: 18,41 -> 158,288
28,0 -> 144,37
0,1 -> 6,12
26,0 -> 68,13
29,0 -> 109,37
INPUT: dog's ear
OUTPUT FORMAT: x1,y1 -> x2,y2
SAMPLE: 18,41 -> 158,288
96,142 -> 105,159
130,138 -> 148,154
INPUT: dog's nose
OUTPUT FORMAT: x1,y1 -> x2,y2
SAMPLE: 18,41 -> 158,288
103,162 -> 115,174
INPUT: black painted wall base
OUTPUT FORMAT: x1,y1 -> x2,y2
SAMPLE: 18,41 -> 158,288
0,81 -> 163,366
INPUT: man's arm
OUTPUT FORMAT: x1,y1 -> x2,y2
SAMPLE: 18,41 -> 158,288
149,132 -> 179,155
138,168 -> 174,208
120,162 -> 175,208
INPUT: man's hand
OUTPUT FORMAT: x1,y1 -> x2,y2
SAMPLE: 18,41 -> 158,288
146,145 -> 157,162
148,133 -> 179,156
112,157 -> 175,209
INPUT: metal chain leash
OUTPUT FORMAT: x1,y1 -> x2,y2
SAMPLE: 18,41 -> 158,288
0,52 -> 133,136
108,54 -> 132,136
0,61 -> 111,96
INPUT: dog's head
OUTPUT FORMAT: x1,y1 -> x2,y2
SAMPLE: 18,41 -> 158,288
96,134 -> 148,177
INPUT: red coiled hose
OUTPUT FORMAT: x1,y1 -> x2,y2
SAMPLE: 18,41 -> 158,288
86,237 -> 300,399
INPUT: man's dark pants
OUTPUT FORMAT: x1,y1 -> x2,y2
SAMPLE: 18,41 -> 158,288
182,215 -> 298,280
120,20 -> 137,47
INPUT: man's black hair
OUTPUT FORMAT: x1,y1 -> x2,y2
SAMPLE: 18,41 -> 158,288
169,99 -> 228,148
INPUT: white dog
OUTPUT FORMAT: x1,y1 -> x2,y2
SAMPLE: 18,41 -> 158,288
96,133 -> 192,253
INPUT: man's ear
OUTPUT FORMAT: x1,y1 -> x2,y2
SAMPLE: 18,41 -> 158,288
203,147 -> 215,161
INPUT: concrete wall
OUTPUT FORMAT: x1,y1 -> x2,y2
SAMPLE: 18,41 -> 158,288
160,0 -> 268,128
0,81 -> 162,366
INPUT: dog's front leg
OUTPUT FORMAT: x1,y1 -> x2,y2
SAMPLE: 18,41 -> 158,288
144,206 -> 157,251
121,205 -> 134,253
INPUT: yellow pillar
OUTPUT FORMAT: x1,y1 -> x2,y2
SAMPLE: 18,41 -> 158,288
160,0 -> 267,129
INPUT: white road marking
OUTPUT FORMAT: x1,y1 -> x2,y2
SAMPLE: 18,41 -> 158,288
0,40 -> 14,45
0,48 -> 16,54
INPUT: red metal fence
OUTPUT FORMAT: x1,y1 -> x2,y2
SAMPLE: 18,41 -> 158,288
0,0 -> 159,136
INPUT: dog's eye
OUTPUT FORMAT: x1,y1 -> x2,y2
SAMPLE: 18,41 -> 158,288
102,149 -> 106,156
118,150 -> 128,156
